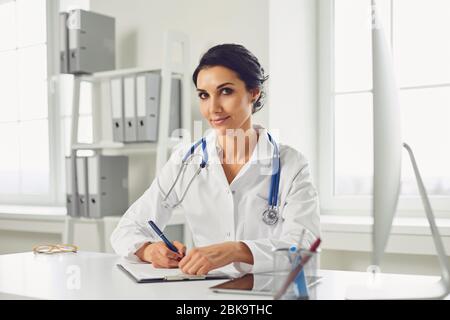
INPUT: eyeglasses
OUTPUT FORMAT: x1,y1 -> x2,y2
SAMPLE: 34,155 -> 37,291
32,244 -> 78,254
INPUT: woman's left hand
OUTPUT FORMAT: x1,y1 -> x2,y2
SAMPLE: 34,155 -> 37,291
179,241 -> 253,275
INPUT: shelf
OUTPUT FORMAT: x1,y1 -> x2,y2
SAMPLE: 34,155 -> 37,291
103,211 -> 186,226
72,142 -> 126,150
72,138 -> 183,156
64,31 -> 191,225
78,65 -> 184,83
78,65 -> 159,82
102,143 -> 157,155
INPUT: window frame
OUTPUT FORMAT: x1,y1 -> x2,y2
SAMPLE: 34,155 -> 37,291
0,0 -> 64,207
318,0 -> 450,218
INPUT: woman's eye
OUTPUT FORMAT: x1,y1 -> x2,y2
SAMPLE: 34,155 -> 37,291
198,92 -> 208,100
221,88 -> 233,95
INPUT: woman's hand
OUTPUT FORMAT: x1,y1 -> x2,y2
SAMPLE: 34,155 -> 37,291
179,241 -> 253,275
135,241 -> 186,268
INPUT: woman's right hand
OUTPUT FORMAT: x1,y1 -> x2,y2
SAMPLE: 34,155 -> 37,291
136,241 -> 186,268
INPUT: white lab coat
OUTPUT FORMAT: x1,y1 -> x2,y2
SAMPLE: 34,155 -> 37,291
110,125 -> 320,274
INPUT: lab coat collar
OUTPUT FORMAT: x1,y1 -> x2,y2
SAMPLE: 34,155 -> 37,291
249,125 -> 276,164
203,124 -> 275,166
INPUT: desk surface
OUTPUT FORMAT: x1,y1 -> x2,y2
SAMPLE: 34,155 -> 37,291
0,251 -> 443,300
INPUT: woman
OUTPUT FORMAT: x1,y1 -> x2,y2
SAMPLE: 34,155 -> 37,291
111,44 -> 320,275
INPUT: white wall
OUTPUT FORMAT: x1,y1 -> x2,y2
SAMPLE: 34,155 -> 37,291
268,0 -> 318,184
0,230 -> 60,254
91,0 -> 269,130
90,0 -> 270,203
59,0 -> 89,11
0,216 -> 184,255
320,249 -> 449,276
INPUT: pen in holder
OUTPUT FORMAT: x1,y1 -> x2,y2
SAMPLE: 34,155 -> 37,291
272,247 -> 319,300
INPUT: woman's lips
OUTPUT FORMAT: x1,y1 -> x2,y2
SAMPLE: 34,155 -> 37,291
211,116 -> 230,125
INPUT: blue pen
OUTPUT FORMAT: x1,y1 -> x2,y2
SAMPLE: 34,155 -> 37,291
148,220 -> 179,253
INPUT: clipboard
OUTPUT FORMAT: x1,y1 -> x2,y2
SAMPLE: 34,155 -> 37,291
117,262 -> 233,283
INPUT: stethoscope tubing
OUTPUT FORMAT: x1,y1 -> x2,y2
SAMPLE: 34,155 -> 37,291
267,132 -> 281,208
162,133 -> 281,221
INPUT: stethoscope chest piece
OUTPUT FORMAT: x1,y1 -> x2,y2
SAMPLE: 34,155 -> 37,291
262,207 -> 279,225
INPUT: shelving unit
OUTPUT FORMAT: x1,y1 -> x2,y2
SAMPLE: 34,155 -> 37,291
63,31 -> 192,249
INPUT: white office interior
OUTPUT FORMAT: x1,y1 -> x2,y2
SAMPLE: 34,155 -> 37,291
1,0 -> 450,297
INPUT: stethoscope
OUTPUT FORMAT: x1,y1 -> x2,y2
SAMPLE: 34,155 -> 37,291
159,132 -> 281,226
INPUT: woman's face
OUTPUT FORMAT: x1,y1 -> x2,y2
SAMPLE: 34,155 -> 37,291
196,65 -> 260,135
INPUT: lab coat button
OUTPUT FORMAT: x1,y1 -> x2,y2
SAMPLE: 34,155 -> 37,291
231,190 -> 235,195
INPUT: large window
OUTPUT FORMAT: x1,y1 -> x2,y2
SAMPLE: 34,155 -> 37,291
320,0 -> 450,215
0,0 -> 60,205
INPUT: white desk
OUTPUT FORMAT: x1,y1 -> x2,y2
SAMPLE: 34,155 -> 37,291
0,252 -> 444,300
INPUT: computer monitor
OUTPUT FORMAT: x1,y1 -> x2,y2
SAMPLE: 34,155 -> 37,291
372,1 -> 402,266
371,0 -> 402,268
345,0 -> 450,299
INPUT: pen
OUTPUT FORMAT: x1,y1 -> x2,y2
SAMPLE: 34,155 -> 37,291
289,229 -> 306,259
293,229 -> 307,265
274,237 -> 321,300
148,220 -> 179,254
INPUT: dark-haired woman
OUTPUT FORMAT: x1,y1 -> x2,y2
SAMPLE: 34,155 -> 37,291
111,44 -> 320,275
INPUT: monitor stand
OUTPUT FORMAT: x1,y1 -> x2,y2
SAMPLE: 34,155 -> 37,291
346,143 -> 450,299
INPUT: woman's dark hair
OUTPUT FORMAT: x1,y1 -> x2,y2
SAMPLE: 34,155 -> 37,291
192,44 -> 269,114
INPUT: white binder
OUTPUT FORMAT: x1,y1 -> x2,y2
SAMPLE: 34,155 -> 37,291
65,157 -> 73,216
59,12 -> 69,74
87,155 -> 129,218
136,72 -> 161,142
124,75 -> 137,142
110,77 -> 125,142
76,156 -> 89,217
169,78 -> 181,137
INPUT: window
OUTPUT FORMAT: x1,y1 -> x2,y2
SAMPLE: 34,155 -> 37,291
319,0 -> 450,216
0,0 -> 61,205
